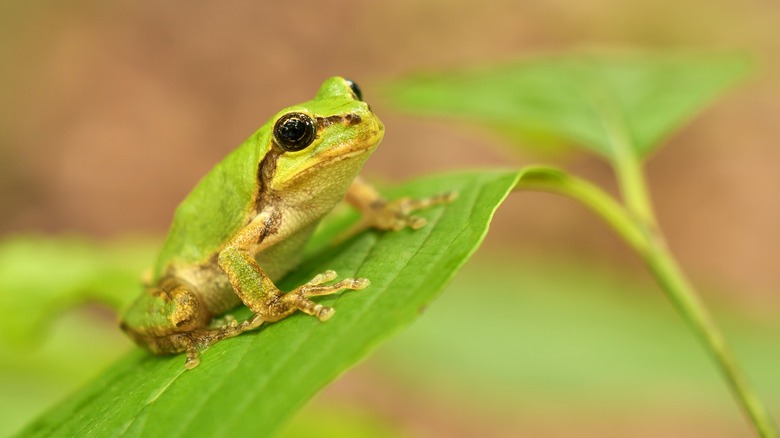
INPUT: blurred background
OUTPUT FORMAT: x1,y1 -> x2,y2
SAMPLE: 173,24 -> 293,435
1,0 -> 779,436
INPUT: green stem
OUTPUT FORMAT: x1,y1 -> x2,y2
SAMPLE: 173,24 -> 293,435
607,94 -> 773,435
514,167 -> 648,254
613,149 -> 656,228
617,155 -> 778,437
643,238 -> 777,438
515,165 -> 778,437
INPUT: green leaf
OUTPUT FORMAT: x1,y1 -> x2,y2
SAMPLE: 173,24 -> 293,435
17,170 -> 519,437
383,52 -> 752,160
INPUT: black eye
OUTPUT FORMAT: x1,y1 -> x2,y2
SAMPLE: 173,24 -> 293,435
273,113 -> 316,152
344,78 -> 362,101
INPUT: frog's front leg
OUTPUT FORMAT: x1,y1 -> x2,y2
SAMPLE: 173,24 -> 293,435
346,176 -> 457,231
218,245 -> 368,324
192,209 -> 368,349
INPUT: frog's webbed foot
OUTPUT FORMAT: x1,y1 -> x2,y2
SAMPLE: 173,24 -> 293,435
361,191 -> 458,231
281,270 -> 370,321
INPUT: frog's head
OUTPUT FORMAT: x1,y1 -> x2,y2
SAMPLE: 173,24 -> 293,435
264,77 -> 384,194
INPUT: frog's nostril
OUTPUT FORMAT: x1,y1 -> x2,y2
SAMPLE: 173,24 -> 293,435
344,113 -> 362,126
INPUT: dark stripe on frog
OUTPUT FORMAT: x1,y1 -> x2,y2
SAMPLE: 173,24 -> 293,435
257,208 -> 282,244
254,148 -> 283,214
316,113 -> 362,129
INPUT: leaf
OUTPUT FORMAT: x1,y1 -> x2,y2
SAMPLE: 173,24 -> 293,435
382,52 -> 752,160
17,170 -> 520,437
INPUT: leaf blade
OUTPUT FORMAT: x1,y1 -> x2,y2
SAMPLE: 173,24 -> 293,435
17,170 -> 519,437
382,52 -> 752,160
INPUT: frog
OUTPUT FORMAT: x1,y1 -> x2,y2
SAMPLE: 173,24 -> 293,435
120,77 -> 453,369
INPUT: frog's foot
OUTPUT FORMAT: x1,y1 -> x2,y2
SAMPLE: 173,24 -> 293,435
182,314 -> 265,369
363,191 -> 457,231
281,270 -> 370,321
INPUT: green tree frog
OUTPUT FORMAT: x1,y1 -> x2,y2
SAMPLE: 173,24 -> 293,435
120,77 -> 452,369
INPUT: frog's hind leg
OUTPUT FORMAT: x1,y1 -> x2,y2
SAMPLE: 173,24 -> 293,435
121,281 -> 209,354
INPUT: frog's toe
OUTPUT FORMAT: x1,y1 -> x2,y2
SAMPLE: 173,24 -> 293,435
314,304 -> 335,321
185,348 -> 201,370
399,215 -> 427,230
306,270 -> 338,286
348,277 -> 371,290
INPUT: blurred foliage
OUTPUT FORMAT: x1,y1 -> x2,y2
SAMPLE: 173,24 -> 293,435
0,236 -> 156,347
0,308 -> 131,437
280,403 -> 399,438
373,256 -> 780,409
0,237 -> 154,435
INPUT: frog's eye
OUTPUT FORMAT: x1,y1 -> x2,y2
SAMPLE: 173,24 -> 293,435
273,112 -> 316,152
344,78 -> 362,101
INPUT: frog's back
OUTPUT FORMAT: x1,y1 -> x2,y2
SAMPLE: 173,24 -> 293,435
153,125 -> 271,278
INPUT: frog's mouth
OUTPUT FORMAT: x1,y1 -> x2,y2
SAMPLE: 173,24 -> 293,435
309,136 -> 379,169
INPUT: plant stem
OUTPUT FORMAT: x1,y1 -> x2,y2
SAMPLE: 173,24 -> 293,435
642,237 -> 778,438
514,167 -> 648,254
515,165 -> 778,437
612,137 -> 657,229
605,99 -> 776,436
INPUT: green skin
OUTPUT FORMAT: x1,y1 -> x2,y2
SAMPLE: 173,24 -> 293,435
120,77 -> 451,369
